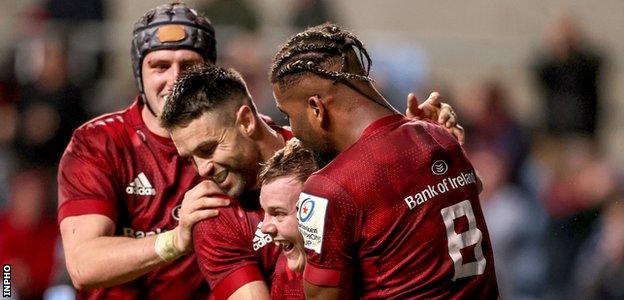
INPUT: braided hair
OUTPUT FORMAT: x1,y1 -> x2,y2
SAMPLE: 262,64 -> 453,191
270,24 -> 373,88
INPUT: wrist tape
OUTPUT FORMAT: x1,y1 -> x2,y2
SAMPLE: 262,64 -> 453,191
155,230 -> 184,262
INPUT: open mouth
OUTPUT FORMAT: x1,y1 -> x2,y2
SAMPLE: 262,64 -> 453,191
278,241 -> 294,252
212,170 -> 228,184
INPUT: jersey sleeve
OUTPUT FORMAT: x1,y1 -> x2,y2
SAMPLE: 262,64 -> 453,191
57,129 -> 120,223
298,174 -> 358,287
193,207 -> 264,299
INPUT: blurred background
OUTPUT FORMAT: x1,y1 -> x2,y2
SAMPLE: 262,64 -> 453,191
0,0 -> 622,299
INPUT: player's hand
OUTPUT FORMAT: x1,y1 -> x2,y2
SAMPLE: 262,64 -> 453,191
406,92 -> 465,145
173,180 -> 231,254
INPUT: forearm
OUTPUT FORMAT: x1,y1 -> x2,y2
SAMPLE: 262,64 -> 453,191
60,181 -> 228,290
65,234 -> 167,289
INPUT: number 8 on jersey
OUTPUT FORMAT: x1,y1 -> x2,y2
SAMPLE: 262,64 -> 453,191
441,200 -> 487,281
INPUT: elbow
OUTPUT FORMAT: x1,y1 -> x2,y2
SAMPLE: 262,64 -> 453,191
69,270 -> 105,290
66,260 -> 99,290
70,278 -> 86,291
67,265 -> 89,290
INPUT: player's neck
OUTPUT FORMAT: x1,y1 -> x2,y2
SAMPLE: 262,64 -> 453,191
141,106 -> 170,138
329,82 -> 399,152
256,118 -> 287,162
332,103 -> 396,152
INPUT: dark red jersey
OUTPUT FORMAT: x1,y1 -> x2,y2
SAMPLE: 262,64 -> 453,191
298,114 -> 498,299
270,255 -> 304,300
193,198 -> 280,299
58,98 -> 209,299
192,125 -> 293,300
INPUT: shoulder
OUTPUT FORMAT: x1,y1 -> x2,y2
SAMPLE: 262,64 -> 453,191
192,204 -> 272,295
406,119 -> 454,138
303,174 -> 350,200
64,106 -> 138,159
193,205 -> 257,242
301,175 -> 357,219
74,108 -> 133,143
396,119 -> 462,153
72,98 -> 142,144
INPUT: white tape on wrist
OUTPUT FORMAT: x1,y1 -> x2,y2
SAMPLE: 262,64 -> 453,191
155,230 -> 183,262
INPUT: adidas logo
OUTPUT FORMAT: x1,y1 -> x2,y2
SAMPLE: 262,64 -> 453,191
126,172 -> 156,196
252,222 -> 273,251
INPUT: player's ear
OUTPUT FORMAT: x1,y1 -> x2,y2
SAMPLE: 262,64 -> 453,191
235,104 -> 257,138
308,95 -> 328,129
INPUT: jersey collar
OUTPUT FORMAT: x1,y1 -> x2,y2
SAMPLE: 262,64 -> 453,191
360,114 -> 406,139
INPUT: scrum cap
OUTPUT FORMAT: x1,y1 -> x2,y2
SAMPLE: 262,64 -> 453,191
131,2 -> 216,108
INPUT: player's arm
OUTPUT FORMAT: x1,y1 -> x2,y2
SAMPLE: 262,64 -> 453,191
406,91 -> 465,145
60,175 -> 228,289
228,281 -> 271,300
60,215 -> 164,289
299,178 -> 357,300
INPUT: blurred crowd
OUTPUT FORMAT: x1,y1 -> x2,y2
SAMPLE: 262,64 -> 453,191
0,1 -> 622,299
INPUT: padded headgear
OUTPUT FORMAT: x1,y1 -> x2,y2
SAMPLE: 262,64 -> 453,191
131,2 -> 216,100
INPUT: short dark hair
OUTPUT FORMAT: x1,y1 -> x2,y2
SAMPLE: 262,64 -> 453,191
160,64 -> 254,129
270,23 -> 373,89
259,138 -> 318,184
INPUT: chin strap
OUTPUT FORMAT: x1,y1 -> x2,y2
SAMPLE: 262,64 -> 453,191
141,94 -> 159,118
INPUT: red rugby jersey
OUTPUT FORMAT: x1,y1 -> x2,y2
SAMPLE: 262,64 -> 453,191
193,199 -> 281,300
298,114 -> 499,299
58,98 -> 209,299
270,255 -> 304,300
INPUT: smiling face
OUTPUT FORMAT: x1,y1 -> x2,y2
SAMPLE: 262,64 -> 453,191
260,176 -> 306,272
170,111 -> 263,198
141,49 -> 204,115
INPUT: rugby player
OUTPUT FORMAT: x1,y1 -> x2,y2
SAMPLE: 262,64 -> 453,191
160,63 -> 463,299
270,24 -> 499,299
160,66 -> 289,299
58,3 -> 227,299
258,138 -> 317,298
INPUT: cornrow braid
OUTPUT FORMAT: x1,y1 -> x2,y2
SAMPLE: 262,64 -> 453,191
276,59 -> 372,83
275,42 -> 342,67
270,24 -> 373,87
275,25 -> 369,66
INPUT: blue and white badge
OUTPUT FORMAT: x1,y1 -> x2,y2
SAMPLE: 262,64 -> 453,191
297,192 -> 328,254
298,198 -> 315,222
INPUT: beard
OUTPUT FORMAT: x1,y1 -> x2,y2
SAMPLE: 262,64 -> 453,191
295,121 -> 339,168
216,145 -> 262,200
222,171 -> 247,198
219,165 -> 262,211
224,161 -> 261,197
299,135 -> 338,168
